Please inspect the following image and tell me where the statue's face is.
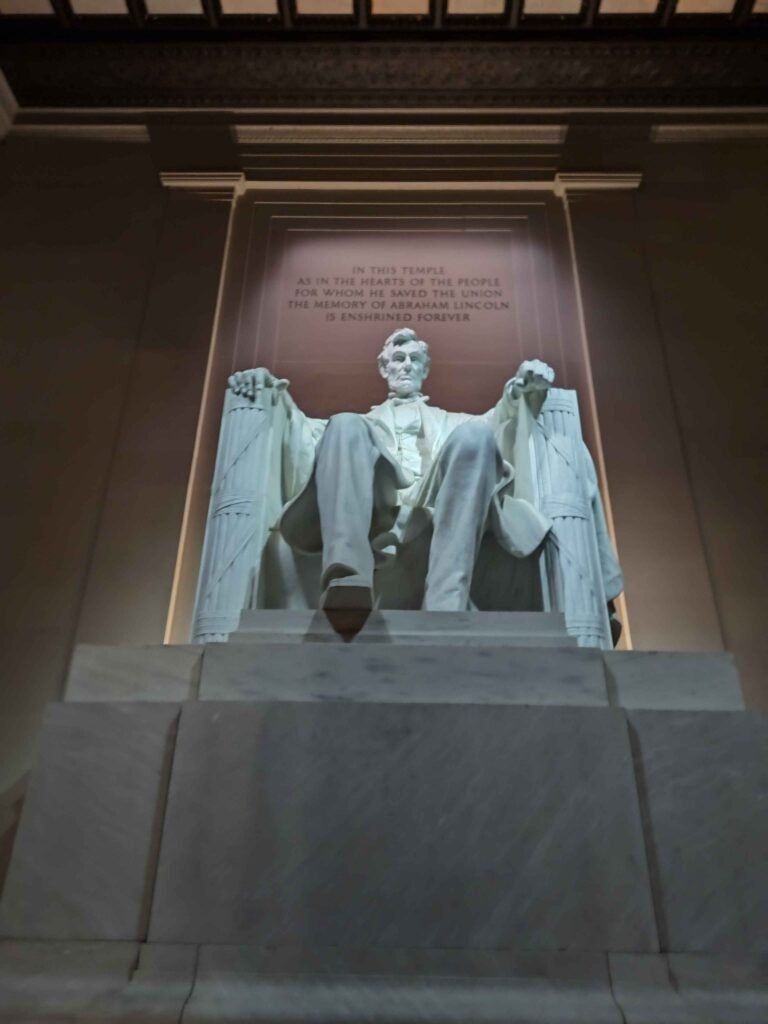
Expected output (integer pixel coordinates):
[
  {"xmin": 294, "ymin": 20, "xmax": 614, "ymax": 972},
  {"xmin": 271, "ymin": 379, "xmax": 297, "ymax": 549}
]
[{"xmin": 382, "ymin": 341, "xmax": 429, "ymax": 399}]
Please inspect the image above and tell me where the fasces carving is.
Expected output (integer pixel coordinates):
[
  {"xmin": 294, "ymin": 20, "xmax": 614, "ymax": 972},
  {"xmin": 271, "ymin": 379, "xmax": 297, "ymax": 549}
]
[{"xmin": 193, "ymin": 329, "xmax": 623, "ymax": 648}]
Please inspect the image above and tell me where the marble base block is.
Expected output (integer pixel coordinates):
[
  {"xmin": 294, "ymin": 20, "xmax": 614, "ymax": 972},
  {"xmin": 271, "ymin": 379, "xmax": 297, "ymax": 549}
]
[
  {"xmin": 668, "ymin": 954, "xmax": 768, "ymax": 1024},
  {"xmin": 184, "ymin": 946, "xmax": 623, "ymax": 1024},
  {"xmin": 608, "ymin": 953, "xmax": 768, "ymax": 1024},
  {"xmin": 0, "ymin": 703, "xmax": 180, "ymax": 941},
  {"xmin": 605, "ymin": 651, "xmax": 744, "ymax": 711},
  {"xmin": 629, "ymin": 710, "xmax": 768, "ymax": 954},
  {"xmin": 0, "ymin": 941, "xmax": 195, "ymax": 1023},
  {"xmin": 608, "ymin": 954, "xmax": 702, "ymax": 1023},
  {"xmin": 65, "ymin": 643, "xmax": 203, "ymax": 702},
  {"xmin": 200, "ymin": 642, "xmax": 608, "ymax": 705},
  {"xmin": 231, "ymin": 609, "xmax": 577, "ymax": 646},
  {"xmin": 1, "ymin": 610, "xmax": 764, "ymax": 1022},
  {"xmin": 3, "ymin": 943, "xmax": 765, "ymax": 1022},
  {"xmin": 149, "ymin": 702, "xmax": 657, "ymax": 950}
]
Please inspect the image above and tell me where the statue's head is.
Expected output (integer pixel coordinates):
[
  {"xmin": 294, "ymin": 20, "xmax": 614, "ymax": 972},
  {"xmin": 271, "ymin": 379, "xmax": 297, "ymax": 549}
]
[{"xmin": 377, "ymin": 327, "xmax": 430, "ymax": 399}]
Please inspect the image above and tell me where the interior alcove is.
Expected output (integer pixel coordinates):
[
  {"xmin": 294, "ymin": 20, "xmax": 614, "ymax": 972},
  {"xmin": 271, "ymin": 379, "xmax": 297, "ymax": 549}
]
[{"xmin": 165, "ymin": 189, "xmax": 602, "ymax": 643}]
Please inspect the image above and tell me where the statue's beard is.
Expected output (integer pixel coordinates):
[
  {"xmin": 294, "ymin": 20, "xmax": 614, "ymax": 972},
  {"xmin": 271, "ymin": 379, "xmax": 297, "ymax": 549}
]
[{"xmin": 391, "ymin": 377, "xmax": 422, "ymax": 397}]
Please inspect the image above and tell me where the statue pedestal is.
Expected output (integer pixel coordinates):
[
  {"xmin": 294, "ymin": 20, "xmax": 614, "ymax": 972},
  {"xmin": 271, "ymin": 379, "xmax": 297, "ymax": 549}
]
[
  {"xmin": 231, "ymin": 608, "xmax": 579, "ymax": 646},
  {"xmin": 0, "ymin": 613, "xmax": 765, "ymax": 1022}
]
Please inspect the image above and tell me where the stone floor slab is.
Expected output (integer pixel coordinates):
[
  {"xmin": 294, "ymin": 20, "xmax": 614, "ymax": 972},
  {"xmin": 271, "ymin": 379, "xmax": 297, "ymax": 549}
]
[
  {"xmin": 669, "ymin": 954, "xmax": 768, "ymax": 1024},
  {"xmin": 200, "ymin": 642, "xmax": 608, "ymax": 706},
  {"xmin": 609, "ymin": 954, "xmax": 703, "ymax": 1023},
  {"xmin": 0, "ymin": 940, "xmax": 195, "ymax": 1023},
  {"xmin": 150, "ymin": 702, "xmax": 656, "ymax": 950},
  {"xmin": 184, "ymin": 946, "xmax": 623, "ymax": 1023},
  {"xmin": 0, "ymin": 703, "xmax": 180, "ymax": 941},
  {"xmin": 0, "ymin": 940, "xmax": 137, "ymax": 1020},
  {"xmin": 628, "ymin": 710, "xmax": 768, "ymax": 954}
]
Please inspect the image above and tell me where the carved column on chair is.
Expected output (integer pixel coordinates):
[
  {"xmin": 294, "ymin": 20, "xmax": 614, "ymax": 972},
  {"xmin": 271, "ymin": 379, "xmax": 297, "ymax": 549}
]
[{"xmin": 192, "ymin": 389, "xmax": 285, "ymax": 643}]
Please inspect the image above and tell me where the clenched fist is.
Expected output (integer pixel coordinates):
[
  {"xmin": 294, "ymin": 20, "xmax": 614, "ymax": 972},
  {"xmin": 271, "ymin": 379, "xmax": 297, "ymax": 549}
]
[
  {"xmin": 228, "ymin": 367, "xmax": 290, "ymax": 404},
  {"xmin": 508, "ymin": 359, "xmax": 555, "ymax": 398}
]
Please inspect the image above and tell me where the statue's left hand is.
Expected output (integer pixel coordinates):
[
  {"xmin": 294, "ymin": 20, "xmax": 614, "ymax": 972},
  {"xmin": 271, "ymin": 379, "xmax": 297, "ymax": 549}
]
[
  {"xmin": 507, "ymin": 359, "xmax": 555, "ymax": 400},
  {"xmin": 228, "ymin": 367, "xmax": 290, "ymax": 404}
]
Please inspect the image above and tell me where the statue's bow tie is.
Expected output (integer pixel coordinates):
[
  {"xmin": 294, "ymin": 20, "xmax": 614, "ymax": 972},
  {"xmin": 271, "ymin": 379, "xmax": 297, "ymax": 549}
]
[{"xmin": 387, "ymin": 394, "xmax": 430, "ymax": 407}]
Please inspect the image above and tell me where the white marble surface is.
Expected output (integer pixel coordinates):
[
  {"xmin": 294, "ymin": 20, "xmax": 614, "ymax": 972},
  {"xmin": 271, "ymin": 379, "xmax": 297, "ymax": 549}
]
[
  {"xmin": 231, "ymin": 608, "xmax": 577, "ymax": 645},
  {"xmin": 65, "ymin": 643, "xmax": 203, "ymax": 702},
  {"xmin": 610, "ymin": 953, "xmax": 768, "ymax": 1023},
  {"xmin": 1, "ymin": 943, "xmax": 764, "ymax": 1022},
  {"xmin": 605, "ymin": 651, "xmax": 744, "ymax": 710},
  {"xmin": 200, "ymin": 641, "xmax": 608, "ymax": 706},
  {"xmin": 197, "ymin": 336, "xmax": 624, "ymax": 648},
  {"xmin": 608, "ymin": 954, "xmax": 702, "ymax": 1023},
  {"xmin": 0, "ymin": 941, "xmax": 195, "ymax": 1022},
  {"xmin": 200, "ymin": 344, "xmax": 562, "ymax": 633},
  {"xmin": 149, "ymin": 702, "xmax": 656, "ymax": 949},
  {"xmin": 185, "ymin": 946, "xmax": 622, "ymax": 1024},
  {"xmin": 0, "ymin": 703, "xmax": 180, "ymax": 940},
  {"xmin": 628, "ymin": 710, "xmax": 768, "ymax": 954},
  {"xmin": 668, "ymin": 954, "xmax": 768, "ymax": 1024}
]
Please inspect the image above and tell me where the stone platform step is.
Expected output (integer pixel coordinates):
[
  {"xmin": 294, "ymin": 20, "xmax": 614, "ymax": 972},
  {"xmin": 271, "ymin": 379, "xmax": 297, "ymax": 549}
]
[
  {"xmin": 64, "ymin": 639, "xmax": 745, "ymax": 712},
  {"xmin": 199, "ymin": 640, "xmax": 607, "ymax": 705},
  {"xmin": 1, "ymin": 942, "xmax": 767, "ymax": 1023},
  {"xmin": 230, "ymin": 609, "xmax": 578, "ymax": 646}
]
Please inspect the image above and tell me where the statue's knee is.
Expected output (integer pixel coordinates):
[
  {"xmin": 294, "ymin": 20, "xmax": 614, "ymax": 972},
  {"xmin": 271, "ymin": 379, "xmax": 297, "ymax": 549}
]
[
  {"xmin": 448, "ymin": 421, "xmax": 496, "ymax": 457},
  {"xmin": 326, "ymin": 412, "xmax": 367, "ymax": 436}
]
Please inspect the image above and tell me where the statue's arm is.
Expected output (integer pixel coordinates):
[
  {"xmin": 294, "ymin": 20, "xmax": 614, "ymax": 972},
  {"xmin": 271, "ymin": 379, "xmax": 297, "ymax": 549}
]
[{"xmin": 483, "ymin": 358, "xmax": 555, "ymax": 430}]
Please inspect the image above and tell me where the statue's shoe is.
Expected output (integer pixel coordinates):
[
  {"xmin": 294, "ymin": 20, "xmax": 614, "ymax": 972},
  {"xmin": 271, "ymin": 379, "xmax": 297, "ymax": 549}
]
[{"xmin": 321, "ymin": 575, "xmax": 374, "ymax": 611}]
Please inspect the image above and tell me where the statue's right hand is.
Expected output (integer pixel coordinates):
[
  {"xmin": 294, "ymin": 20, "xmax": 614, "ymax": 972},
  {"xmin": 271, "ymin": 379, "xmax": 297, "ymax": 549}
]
[{"xmin": 228, "ymin": 367, "xmax": 290, "ymax": 403}]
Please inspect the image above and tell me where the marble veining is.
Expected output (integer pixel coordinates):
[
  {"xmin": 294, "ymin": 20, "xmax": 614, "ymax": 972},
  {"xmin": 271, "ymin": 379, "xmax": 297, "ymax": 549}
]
[
  {"xmin": 200, "ymin": 641, "xmax": 608, "ymax": 706},
  {"xmin": 628, "ymin": 710, "xmax": 768, "ymax": 954},
  {"xmin": 149, "ymin": 702, "xmax": 656, "ymax": 950},
  {"xmin": 0, "ymin": 703, "xmax": 180, "ymax": 941}
]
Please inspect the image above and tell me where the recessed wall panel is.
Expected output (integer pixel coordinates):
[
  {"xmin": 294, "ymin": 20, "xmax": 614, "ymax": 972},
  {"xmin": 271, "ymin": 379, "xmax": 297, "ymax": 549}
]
[{"xmin": 233, "ymin": 203, "xmax": 584, "ymax": 421}]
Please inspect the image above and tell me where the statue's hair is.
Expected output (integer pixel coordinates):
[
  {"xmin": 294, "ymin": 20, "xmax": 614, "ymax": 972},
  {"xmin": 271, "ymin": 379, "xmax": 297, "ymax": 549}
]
[{"xmin": 377, "ymin": 327, "xmax": 431, "ymax": 376}]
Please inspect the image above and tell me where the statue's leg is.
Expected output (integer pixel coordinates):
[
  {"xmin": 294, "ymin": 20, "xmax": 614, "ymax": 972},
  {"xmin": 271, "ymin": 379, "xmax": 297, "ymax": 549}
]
[
  {"xmin": 315, "ymin": 412, "xmax": 380, "ymax": 608},
  {"xmin": 423, "ymin": 421, "xmax": 500, "ymax": 612}
]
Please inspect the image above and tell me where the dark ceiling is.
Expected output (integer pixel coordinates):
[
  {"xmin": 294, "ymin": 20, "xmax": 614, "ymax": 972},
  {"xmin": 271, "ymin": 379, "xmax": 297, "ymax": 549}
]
[{"xmin": 1, "ymin": 0, "xmax": 767, "ymax": 109}]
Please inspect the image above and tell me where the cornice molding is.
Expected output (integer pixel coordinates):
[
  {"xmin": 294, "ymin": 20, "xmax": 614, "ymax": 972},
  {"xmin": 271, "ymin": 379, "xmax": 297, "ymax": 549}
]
[
  {"xmin": 234, "ymin": 123, "xmax": 567, "ymax": 146},
  {"xmin": 240, "ymin": 178, "xmax": 557, "ymax": 191},
  {"xmin": 554, "ymin": 172, "xmax": 643, "ymax": 197},
  {"xmin": 651, "ymin": 122, "xmax": 768, "ymax": 143},
  {"xmin": 159, "ymin": 171, "xmax": 245, "ymax": 197},
  {"xmin": 11, "ymin": 123, "xmax": 149, "ymax": 142},
  {"xmin": 158, "ymin": 174, "xmax": 638, "ymax": 193},
  {"xmin": 0, "ymin": 69, "xmax": 18, "ymax": 140}
]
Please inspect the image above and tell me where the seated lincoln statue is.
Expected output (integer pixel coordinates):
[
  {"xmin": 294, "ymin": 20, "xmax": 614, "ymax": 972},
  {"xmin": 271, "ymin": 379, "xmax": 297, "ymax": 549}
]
[{"xmin": 192, "ymin": 327, "xmax": 623, "ymax": 647}]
